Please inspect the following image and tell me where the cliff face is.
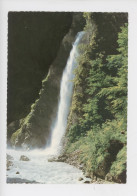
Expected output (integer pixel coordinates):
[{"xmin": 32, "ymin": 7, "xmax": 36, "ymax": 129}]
[
  {"xmin": 8, "ymin": 12, "xmax": 128, "ymax": 184},
  {"xmin": 64, "ymin": 13, "xmax": 128, "ymax": 183},
  {"xmin": 9, "ymin": 12, "xmax": 85, "ymax": 148},
  {"xmin": 8, "ymin": 12, "xmax": 73, "ymax": 124}
]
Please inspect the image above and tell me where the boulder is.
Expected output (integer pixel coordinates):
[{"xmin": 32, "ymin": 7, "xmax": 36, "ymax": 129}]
[
  {"xmin": 7, "ymin": 160, "xmax": 13, "ymax": 170},
  {"xmin": 84, "ymin": 181, "xmax": 90, "ymax": 184},
  {"xmin": 20, "ymin": 155, "xmax": 30, "ymax": 161}
]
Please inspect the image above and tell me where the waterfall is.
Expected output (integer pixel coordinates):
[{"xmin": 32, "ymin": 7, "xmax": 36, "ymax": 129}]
[
  {"xmin": 6, "ymin": 32, "xmax": 85, "ymax": 184},
  {"xmin": 46, "ymin": 32, "xmax": 84, "ymax": 155}
]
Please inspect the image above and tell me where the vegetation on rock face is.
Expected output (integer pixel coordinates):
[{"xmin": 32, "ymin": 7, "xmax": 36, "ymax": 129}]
[
  {"xmin": 11, "ymin": 128, "xmax": 22, "ymax": 146},
  {"xmin": 8, "ymin": 12, "xmax": 128, "ymax": 183},
  {"xmin": 65, "ymin": 13, "xmax": 128, "ymax": 183},
  {"xmin": 9, "ymin": 12, "xmax": 86, "ymax": 148}
]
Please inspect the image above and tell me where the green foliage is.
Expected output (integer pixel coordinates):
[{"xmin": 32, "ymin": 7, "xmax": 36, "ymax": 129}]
[
  {"xmin": 66, "ymin": 14, "xmax": 128, "ymax": 183},
  {"xmin": 67, "ymin": 124, "xmax": 86, "ymax": 143},
  {"xmin": 66, "ymin": 117, "xmax": 126, "ymax": 178}
]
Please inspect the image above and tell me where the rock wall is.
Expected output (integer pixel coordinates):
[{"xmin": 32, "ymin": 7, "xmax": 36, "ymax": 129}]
[
  {"xmin": 9, "ymin": 12, "xmax": 85, "ymax": 148},
  {"xmin": 8, "ymin": 12, "xmax": 73, "ymax": 124}
]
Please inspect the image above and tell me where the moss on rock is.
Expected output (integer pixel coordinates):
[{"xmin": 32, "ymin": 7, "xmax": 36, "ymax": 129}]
[
  {"xmin": 11, "ymin": 128, "xmax": 22, "ymax": 146},
  {"xmin": 10, "ymin": 13, "xmax": 86, "ymax": 148}
]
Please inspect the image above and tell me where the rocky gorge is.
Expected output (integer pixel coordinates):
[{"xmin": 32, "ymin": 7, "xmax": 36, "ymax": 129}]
[
  {"xmin": 7, "ymin": 12, "xmax": 128, "ymax": 184},
  {"xmin": 8, "ymin": 12, "xmax": 85, "ymax": 148}
]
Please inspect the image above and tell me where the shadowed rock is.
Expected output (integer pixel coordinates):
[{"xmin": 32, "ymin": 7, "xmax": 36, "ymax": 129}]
[
  {"xmin": 7, "ymin": 177, "xmax": 39, "ymax": 184},
  {"xmin": 78, "ymin": 177, "xmax": 83, "ymax": 181},
  {"xmin": 7, "ymin": 154, "xmax": 14, "ymax": 170},
  {"xmin": 9, "ymin": 13, "xmax": 85, "ymax": 149}
]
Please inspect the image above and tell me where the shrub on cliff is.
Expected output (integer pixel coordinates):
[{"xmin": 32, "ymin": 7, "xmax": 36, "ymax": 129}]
[{"xmin": 66, "ymin": 13, "xmax": 128, "ymax": 183}]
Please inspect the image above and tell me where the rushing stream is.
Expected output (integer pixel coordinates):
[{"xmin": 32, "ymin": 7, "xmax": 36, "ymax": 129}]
[
  {"xmin": 7, "ymin": 32, "xmax": 86, "ymax": 184},
  {"xmin": 7, "ymin": 149, "xmax": 85, "ymax": 184}
]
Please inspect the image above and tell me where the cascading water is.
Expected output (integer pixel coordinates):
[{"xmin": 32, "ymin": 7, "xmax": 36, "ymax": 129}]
[
  {"xmin": 7, "ymin": 32, "xmax": 87, "ymax": 184},
  {"xmin": 46, "ymin": 32, "xmax": 84, "ymax": 155}
]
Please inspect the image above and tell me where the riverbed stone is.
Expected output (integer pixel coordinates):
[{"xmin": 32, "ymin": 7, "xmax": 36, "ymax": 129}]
[
  {"xmin": 7, "ymin": 160, "xmax": 13, "ymax": 170},
  {"xmin": 85, "ymin": 173, "xmax": 91, "ymax": 178},
  {"xmin": 78, "ymin": 177, "xmax": 83, "ymax": 181},
  {"xmin": 84, "ymin": 180, "xmax": 90, "ymax": 184},
  {"xmin": 7, "ymin": 154, "xmax": 14, "ymax": 170},
  {"xmin": 48, "ymin": 157, "xmax": 58, "ymax": 162},
  {"xmin": 7, "ymin": 154, "xmax": 14, "ymax": 160},
  {"xmin": 20, "ymin": 155, "xmax": 30, "ymax": 161}
]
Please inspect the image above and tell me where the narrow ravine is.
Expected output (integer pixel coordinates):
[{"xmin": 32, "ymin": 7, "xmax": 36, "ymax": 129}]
[
  {"xmin": 7, "ymin": 32, "xmax": 87, "ymax": 184},
  {"xmin": 7, "ymin": 13, "xmax": 128, "ymax": 185}
]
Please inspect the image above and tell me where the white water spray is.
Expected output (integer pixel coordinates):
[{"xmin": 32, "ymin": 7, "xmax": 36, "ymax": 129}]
[
  {"xmin": 46, "ymin": 32, "xmax": 84, "ymax": 155},
  {"xmin": 7, "ymin": 32, "xmax": 86, "ymax": 184}
]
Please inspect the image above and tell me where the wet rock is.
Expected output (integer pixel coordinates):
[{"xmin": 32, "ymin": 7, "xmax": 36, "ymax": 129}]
[
  {"xmin": 16, "ymin": 171, "xmax": 20, "ymax": 174},
  {"xmin": 7, "ymin": 154, "xmax": 14, "ymax": 170},
  {"xmin": 85, "ymin": 175, "xmax": 91, "ymax": 178},
  {"xmin": 85, "ymin": 172, "xmax": 91, "ymax": 178},
  {"xmin": 58, "ymin": 155, "xmax": 68, "ymax": 162},
  {"xmin": 20, "ymin": 155, "xmax": 30, "ymax": 161},
  {"xmin": 7, "ymin": 154, "xmax": 14, "ymax": 160},
  {"xmin": 48, "ymin": 157, "xmax": 58, "ymax": 162},
  {"xmin": 59, "ymin": 150, "xmax": 82, "ymax": 168},
  {"xmin": 48, "ymin": 155, "xmax": 68, "ymax": 162},
  {"xmin": 7, "ymin": 177, "xmax": 40, "ymax": 184},
  {"xmin": 79, "ymin": 164, "xmax": 84, "ymax": 170},
  {"xmin": 7, "ymin": 160, "xmax": 13, "ymax": 170},
  {"xmin": 84, "ymin": 181, "xmax": 90, "ymax": 184},
  {"xmin": 78, "ymin": 177, "xmax": 83, "ymax": 181}
]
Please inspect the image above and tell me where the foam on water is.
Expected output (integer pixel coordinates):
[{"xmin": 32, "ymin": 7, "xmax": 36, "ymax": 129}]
[{"xmin": 7, "ymin": 149, "xmax": 84, "ymax": 184}]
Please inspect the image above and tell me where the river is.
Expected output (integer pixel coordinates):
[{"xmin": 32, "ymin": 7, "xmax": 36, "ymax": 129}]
[
  {"xmin": 7, "ymin": 32, "xmax": 87, "ymax": 184},
  {"xmin": 7, "ymin": 149, "xmax": 86, "ymax": 184}
]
